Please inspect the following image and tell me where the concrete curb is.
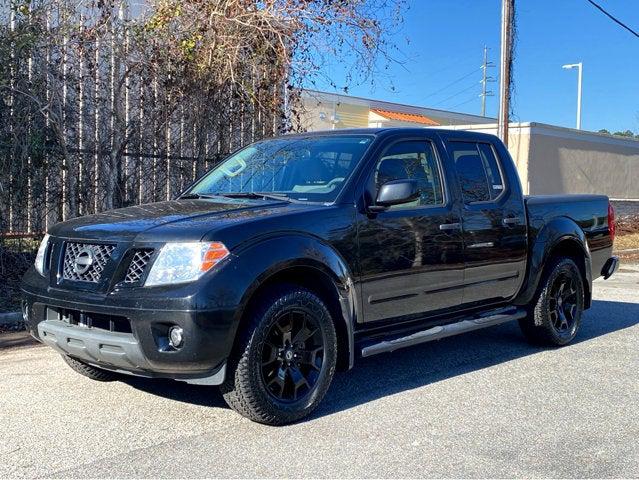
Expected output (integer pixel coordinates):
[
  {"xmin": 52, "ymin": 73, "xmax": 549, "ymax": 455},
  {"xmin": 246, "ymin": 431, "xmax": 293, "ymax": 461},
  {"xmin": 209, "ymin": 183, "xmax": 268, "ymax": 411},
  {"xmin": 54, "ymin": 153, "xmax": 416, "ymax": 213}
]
[{"xmin": 0, "ymin": 311, "xmax": 23, "ymax": 328}]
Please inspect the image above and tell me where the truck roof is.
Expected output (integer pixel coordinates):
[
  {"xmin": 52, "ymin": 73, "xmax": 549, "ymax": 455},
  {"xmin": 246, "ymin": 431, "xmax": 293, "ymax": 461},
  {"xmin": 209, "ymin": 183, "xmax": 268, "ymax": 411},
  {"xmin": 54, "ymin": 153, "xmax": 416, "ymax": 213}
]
[{"xmin": 282, "ymin": 127, "xmax": 500, "ymax": 142}]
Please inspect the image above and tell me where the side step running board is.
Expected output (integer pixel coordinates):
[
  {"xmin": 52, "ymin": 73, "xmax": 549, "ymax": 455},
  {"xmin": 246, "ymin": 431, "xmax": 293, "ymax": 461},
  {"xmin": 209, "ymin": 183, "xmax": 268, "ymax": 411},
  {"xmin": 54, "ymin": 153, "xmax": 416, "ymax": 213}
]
[{"xmin": 360, "ymin": 309, "xmax": 527, "ymax": 358}]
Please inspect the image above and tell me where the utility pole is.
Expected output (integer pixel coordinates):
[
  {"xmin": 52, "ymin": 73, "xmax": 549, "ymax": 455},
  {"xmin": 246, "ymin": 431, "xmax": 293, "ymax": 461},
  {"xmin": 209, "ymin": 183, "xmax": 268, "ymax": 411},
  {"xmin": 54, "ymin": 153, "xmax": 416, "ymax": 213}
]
[
  {"xmin": 480, "ymin": 45, "xmax": 495, "ymax": 117},
  {"xmin": 498, "ymin": 0, "xmax": 514, "ymax": 147}
]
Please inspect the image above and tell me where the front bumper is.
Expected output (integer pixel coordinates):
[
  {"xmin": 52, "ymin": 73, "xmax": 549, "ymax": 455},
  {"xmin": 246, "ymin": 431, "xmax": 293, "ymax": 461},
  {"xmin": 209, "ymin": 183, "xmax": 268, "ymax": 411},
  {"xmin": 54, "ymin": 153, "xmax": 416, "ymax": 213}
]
[
  {"xmin": 38, "ymin": 320, "xmax": 226, "ymax": 384},
  {"xmin": 22, "ymin": 283, "xmax": 236, "ymax": 385}
]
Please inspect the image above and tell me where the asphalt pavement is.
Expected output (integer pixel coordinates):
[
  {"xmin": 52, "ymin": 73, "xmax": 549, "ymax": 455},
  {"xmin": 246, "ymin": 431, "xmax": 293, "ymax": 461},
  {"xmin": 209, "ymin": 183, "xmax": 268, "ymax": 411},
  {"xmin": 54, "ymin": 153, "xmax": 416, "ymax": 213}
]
[{"xmin": 1, "ymin": 265, "xmax": 638, "ymax": 478}]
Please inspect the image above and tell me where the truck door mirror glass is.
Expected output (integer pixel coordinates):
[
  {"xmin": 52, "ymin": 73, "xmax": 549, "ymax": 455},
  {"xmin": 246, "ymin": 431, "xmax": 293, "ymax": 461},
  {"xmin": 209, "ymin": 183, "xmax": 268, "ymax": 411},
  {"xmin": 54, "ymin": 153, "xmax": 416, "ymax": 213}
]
[{"xmin": 373, "ymin": 179, "xmax": 420, "ymax": 210}]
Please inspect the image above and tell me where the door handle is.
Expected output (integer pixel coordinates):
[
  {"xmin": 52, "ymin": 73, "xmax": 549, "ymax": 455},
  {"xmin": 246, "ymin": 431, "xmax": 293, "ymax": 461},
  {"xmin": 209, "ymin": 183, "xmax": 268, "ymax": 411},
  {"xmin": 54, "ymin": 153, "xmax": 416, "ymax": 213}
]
[
  {"xmin": 502, "ymin": 217, "xmax": 521, "ymax": 226},
  {"xmin": 439, "ymin": 222, "xmax": 461, "ymax": 231}
]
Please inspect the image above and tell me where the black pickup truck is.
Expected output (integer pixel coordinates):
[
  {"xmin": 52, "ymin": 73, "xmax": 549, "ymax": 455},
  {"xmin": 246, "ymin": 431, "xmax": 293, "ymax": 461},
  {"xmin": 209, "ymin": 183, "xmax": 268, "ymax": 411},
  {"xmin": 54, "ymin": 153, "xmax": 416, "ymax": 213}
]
[{"xmin": 22, "ymin": 128, "xmax": 618, "ymax": 425}]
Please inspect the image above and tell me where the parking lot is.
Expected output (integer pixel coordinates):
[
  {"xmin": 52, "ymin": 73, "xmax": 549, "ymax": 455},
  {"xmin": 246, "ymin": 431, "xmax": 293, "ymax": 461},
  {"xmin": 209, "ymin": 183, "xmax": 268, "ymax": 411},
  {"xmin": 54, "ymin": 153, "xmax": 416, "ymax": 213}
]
[{"xmin": 1, "ymin": 265, "xmax": 638, "ymax": 478}]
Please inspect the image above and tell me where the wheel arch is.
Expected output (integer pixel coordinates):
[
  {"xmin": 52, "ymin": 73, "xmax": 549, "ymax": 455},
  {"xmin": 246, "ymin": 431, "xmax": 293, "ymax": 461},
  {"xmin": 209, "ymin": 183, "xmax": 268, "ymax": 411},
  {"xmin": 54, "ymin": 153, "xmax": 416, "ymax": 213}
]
[
  {"xmin": 515, "ymin": 217, "xmax": 592, "ymax": 308},
  {"xmin": 229, "ymin": 235, "xmax": 358, "ymax": 371}
]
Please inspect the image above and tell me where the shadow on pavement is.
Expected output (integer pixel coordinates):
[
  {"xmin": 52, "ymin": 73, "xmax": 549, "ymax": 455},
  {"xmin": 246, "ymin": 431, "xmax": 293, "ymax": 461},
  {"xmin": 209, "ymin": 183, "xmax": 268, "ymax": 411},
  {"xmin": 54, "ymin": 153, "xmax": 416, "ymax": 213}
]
[
  {"xmin": 0, "ymin": 329, "xmax": 36, "ymax": 350},
  {"xmin": 119, "ymin": 299, "xmax": 639, "ymax": 416},
  {"xmin": 123, "ymin": 376, "xmax": 227, "ymax": 408}
]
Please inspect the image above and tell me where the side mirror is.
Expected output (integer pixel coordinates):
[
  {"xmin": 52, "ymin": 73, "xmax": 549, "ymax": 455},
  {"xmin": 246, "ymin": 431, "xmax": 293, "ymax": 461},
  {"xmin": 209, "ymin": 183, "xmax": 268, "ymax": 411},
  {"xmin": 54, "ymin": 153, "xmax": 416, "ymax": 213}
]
[{"xmin": 370, "ymin": 179, "xmax": 420, "ymax": 212}]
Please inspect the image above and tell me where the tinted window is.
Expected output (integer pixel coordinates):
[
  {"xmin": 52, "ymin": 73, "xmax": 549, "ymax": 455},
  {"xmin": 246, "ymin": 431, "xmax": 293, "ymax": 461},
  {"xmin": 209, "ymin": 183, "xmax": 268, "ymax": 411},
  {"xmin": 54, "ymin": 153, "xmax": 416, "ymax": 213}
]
[
  {"xmin": 450, "ymin": 141, "xmax": 504, "ymax": 203},
  {"xmin": 374, "ymin": 141, "xmax": 443, "ymax": 209},
  {"xmin": 189, "ymin": 135, "xmax": 373, "ymax": 202},
  {"xmin": 477, "ymin": 143, "xmax": 504, "ymax": 199}
]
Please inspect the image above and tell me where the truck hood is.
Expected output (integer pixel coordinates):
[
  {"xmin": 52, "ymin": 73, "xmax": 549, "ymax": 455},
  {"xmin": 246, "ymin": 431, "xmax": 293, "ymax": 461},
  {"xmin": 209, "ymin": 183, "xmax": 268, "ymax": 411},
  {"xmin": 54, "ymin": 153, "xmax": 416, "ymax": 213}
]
[{"xmin": 48, "ymin": 198, "xmax": 298, "ymax": 242}]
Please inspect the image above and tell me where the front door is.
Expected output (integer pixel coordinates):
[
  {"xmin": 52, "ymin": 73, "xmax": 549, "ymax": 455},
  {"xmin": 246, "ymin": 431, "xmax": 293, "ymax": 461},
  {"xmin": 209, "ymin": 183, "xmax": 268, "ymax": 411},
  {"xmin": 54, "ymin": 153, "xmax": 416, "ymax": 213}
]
[{"xmin": 358, "ymin": 138, "xmax": 464, "ymax": 323}]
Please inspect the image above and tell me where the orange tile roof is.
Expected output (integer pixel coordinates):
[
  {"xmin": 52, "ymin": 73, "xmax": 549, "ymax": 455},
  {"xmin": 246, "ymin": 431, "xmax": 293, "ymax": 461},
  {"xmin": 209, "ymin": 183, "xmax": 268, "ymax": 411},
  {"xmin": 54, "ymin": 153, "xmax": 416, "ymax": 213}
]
[{"xmin": 371, "ymin": 108, "xmax": 440, "ymax": 126}]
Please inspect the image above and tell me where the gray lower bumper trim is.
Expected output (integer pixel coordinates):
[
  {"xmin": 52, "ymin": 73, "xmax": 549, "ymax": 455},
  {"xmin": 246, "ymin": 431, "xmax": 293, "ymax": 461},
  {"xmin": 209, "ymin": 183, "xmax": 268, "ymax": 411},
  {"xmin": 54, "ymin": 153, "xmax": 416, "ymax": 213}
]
[
  {"xmin": 39, "ymin": 320, "xmax": 152, "ymax": 371},
  {"xmin": 90, "ymin": 362, "xmax": 227, "ymax": 386},
  {"xmin": 38, "ymin": 319, "xmax": 227, "ymax": 385}
]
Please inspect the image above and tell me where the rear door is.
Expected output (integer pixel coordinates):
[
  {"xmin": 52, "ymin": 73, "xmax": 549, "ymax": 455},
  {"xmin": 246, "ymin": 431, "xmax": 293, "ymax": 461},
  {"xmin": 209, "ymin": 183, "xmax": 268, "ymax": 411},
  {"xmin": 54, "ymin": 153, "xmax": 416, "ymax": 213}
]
[
  {"xmin": 447, "ymin": 140, "xmax": 527, "ymax": 305},
  {"xmin": 358, "ymin": 136, "xmax": 464, "ymax": 323}
]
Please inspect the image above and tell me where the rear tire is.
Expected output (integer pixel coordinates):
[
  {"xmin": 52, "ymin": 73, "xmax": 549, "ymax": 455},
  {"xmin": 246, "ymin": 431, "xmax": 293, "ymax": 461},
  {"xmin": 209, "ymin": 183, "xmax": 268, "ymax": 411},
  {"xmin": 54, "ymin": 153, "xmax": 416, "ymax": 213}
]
[
  {"xmin": 62, "ymin": 354, "xmax": 119, "ymax": 382},
  {"xmin": 221, "ymin": 285, "xmax": 337, "ymax": 426},
  {"xmin": 519, "ymin": 257, "xmax": 584, "ymax": 346}
]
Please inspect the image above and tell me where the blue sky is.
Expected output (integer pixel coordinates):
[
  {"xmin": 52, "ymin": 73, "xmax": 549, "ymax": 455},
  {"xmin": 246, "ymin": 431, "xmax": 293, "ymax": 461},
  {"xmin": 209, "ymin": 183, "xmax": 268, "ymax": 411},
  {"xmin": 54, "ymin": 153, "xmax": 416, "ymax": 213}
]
[{"xmin": 310, "ymin": 0, "xmax": 639, "ymax": 133}]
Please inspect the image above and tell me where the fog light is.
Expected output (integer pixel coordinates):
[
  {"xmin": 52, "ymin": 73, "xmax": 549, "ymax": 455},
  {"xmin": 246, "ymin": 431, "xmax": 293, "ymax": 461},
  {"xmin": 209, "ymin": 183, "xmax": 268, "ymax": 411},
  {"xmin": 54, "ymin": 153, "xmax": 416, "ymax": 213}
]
[{"xmin": 168, "ymin": 326, "xmax": 184, "ymax": 348}]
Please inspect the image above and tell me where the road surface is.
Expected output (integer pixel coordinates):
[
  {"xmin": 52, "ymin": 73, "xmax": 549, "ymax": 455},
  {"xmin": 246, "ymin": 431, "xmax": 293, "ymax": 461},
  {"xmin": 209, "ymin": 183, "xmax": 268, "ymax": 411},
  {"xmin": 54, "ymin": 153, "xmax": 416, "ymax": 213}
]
[{"xmin": 1, "ymin": 265, "xmax": 638, "ymax": 478}]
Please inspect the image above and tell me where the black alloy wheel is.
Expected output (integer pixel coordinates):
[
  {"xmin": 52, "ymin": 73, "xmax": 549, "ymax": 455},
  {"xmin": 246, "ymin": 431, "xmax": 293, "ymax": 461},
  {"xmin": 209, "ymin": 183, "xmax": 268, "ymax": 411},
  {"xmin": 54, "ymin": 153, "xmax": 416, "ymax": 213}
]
[
  {"xmin": 548, "ymin": 272, "xmax": 579, "ymax": 335},
  {"xmin": 261, "ymin": 309, "xmax": 325, "ymax": 402}
]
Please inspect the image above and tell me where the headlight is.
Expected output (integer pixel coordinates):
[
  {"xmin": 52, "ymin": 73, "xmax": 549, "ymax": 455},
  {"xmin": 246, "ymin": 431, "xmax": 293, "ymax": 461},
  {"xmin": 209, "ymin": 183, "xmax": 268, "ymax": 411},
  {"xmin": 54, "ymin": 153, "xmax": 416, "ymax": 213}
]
[
  {"xmin": 145, "ymin": 242, "xmax": 230, "ymax": 287},
  {"xmin": 34, "ymin": 234, "xmax": 50, "ymax": 276}
]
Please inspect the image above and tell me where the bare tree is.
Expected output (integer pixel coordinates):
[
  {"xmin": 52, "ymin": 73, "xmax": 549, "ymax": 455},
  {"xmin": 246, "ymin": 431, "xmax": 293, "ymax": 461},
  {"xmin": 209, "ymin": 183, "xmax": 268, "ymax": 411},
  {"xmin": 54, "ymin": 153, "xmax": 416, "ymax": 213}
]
[{"xmin": 0, "ymin": 0, "xmax": 403, "ymax": 235}]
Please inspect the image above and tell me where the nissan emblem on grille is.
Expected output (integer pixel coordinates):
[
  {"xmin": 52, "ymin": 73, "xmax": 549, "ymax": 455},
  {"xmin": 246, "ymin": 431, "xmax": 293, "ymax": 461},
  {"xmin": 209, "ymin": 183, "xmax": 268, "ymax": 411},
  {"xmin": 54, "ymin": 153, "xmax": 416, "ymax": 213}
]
[
  {"xmin": 73, "ymin": 248, "xmax": 95, "ymax": 274},
  {"xmin": 62, "ymin": 242, "xmax": 115, "ymax": 283}
]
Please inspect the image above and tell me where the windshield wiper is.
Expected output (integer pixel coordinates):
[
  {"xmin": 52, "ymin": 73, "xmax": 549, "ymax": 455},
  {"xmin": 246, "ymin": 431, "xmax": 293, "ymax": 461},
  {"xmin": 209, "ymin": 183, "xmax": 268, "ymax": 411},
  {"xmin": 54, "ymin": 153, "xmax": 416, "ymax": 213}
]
[
  {"xmin": 218, "ymin": 192, "xmax": 292, "ymax": 202},
  {"xmin": 181, "ymin": 191, "xmax": 294, "ymax": 202},
  {"xmin": 179, "ymin": 193, "xmax": 220, "ymax": 200}
]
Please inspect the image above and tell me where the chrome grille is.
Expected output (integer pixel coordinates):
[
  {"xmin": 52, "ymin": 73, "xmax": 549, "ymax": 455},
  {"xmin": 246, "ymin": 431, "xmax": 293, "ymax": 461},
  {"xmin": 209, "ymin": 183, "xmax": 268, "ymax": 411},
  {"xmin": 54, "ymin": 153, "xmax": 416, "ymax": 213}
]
[
  {"xmin": 124, "ymin": 249, "xmax": 154, "ymax": 284},
  {"xmin": 62, "ymin": 242, "xmax": 115, "ymax": 283}
]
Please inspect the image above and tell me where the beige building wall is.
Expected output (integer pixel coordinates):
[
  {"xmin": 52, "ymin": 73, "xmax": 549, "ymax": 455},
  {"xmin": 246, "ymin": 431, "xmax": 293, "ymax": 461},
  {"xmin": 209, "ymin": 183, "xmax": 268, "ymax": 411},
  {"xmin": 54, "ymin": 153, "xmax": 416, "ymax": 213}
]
[
  {"xmin": 297, "ymin": 89, "xmax": 495, "ymax": 131},
  {"xmin": 526, "ymin": 125, "xmax": 639, "ymax": 199},
  {"xmin": 298, "ymin": 100, "xmax": 370, "ymax": 131}
]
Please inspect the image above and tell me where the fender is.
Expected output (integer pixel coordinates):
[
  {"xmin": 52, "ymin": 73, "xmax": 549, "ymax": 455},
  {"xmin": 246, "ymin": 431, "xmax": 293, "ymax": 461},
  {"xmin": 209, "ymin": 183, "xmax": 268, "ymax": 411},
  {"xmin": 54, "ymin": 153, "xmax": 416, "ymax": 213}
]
[
  {"xmin": 514, "ymin": 216, "xmax": 592, "ymax": 307},
  {"xmin": 219, "ymin": 233, "xmax": 359, "ymax": 369}
]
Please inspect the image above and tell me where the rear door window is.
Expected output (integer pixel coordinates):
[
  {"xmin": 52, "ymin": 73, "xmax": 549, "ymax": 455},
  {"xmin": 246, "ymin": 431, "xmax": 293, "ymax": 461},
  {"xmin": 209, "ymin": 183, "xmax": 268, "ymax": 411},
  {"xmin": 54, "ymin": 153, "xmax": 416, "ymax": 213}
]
[{"xmin": 449, "ymin": 141, "xmax": 505, "ymax": 203}]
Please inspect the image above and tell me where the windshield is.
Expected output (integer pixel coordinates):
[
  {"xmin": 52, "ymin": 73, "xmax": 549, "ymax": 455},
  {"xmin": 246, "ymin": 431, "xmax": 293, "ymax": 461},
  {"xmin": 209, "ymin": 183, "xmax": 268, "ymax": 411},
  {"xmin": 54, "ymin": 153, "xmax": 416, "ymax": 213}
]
[{"xmin": 186, "ymin": 135, "xmax": 374, "ymax": 203}]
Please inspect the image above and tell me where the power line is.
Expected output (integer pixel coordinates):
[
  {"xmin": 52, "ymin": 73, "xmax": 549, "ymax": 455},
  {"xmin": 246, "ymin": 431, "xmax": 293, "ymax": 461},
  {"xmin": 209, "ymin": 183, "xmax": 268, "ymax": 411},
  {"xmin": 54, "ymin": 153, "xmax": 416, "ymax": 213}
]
[
  {"xmin": 411, "ymin": 57, "xmax": 477, "ymax": 82},
  {"xmin": 585, "ymin": 0, "xmax": 639, "ymax": 38},
  {"xmin": 422, "ymin": 68, "xmax": 481, "ymax": 100},
  {"xmin": 432, "ymin": 82, "xmax": 479, "ymax": 107},
  {"xmin": 450, "ymin": 96, "xmax": 478, "ymax": 110}
]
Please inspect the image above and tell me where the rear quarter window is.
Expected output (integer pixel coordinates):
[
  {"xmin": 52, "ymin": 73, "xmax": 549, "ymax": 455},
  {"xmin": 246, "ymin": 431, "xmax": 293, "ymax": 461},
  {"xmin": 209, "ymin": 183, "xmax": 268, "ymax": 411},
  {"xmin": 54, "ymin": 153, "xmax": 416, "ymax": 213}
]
[{"xmin": 477, "ymin": 143, "xmax": 504, "ymax": 199}]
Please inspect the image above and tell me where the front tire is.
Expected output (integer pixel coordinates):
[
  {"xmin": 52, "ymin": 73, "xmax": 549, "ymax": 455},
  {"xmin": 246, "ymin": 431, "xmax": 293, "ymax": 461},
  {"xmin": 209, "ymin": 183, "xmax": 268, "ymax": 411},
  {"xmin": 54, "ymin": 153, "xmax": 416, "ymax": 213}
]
[
  {"xmin": 519, "ymin": 257, "xmax": 584, "ymax": 346},
  {"xmin": 221, "ymin": 285, "xmax": 337, "ymax": 425},
  {"xmin": 62, "ymin": 354, "xmax": 119, "ymax": 382}
]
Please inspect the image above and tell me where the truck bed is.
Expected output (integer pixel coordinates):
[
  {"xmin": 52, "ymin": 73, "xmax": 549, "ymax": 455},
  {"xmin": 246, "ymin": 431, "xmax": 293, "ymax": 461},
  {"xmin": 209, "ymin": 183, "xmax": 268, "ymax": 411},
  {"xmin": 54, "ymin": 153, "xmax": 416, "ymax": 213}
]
[{"xmin": 525, "ymin": 194, "xmax": 613, "ymax": 280}]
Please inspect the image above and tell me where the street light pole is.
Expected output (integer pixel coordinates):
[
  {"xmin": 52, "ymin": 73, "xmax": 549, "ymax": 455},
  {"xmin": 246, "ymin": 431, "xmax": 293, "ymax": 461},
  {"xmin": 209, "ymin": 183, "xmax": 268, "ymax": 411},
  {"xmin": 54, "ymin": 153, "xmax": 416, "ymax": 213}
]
[
  {"xmin": 576, "ymin": 62, "xmax": 583, "ymax": 130},
  {"xmin": 562, "ymin": 62, "xmax": 583, "ymax": 129}
]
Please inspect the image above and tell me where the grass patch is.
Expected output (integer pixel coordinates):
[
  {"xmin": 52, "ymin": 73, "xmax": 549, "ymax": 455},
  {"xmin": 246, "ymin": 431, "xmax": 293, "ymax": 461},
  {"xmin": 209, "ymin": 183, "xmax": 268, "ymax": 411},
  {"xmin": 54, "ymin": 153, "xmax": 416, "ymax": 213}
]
[{"xmin": 615, "ymin": 233, "xmax": 639, "ymax": 252}]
